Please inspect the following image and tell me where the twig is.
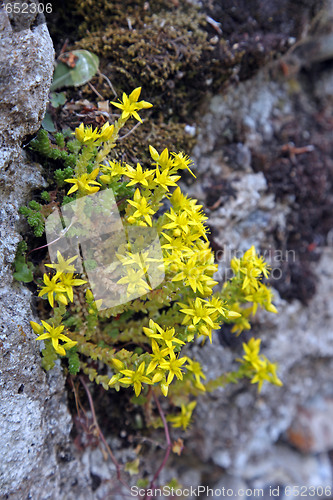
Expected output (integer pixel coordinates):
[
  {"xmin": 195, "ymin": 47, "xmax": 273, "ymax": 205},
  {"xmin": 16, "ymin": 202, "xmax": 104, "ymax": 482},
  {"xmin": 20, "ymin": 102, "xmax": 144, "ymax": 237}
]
[
  {"xmin": 88, "ymin": 81, "xmax": 104, "ymax": 101},
  {"xmin": 281, "ymin": 142, "xmax": 315, "ymax": 164},
  {"xmin": 144, "ymin": 390, "xmax": 172, "ymax": 500},
  {"xmin": 98, "ymin": 70, "xmax": 118, "ymax": 99},
  {"xmin": 27, "ymin": 217, "xmax": 77, "ymax": 257},
  {"xmin": 118, "ymin": 121, "xmax": 142, "ymax": 141},
  {"xmin": 79, "ymin": 376, "xmax": 130, "ymax": 492},
  {"xmin": 206, "ymin": 15, "xmax": 223, "ymax": 34}
]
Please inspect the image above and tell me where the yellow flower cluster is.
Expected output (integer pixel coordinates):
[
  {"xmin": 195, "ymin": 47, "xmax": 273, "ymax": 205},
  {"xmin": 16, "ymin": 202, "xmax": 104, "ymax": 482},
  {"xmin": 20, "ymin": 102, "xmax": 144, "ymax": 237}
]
[
  {"xmin": 224, "ymin": 245, "xmax": 277, "ymax": 334},
  {"xmin": 143, "ymin": 320, "xmax": 187, "ymax": 397},
  {"xmin": 74, "ymin": 122, "xmax": 115, "ymax": 144},
  {"xmin": 160, "ymin": 187, "xmax": 219, "ymax": 299},
  {"xmin": 239, "ymin": 338, "xmax": 283, "ymax": 392},
  {"xmin": 178, "ymin": 297, "xmax": 239, "ymax": 343},
  {"xmin": 29, "ymin": 88, "xmax": 282, "ymax": 431},
  {"xmin": 31, "ymin": 251, "xmax": 88, "ymax": 357},
  {"xmin": 108, "ymin": 319, "xmax": 190, "ymax": 398}
]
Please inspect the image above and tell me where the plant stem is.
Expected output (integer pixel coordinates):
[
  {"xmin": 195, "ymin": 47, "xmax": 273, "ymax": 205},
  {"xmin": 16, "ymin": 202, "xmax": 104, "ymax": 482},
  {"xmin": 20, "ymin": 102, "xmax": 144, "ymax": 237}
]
[
  {"xmin": 78, "ymin": 376, "xmax": 130, "ymax": 492},
  {"xmin": 144, "ymin": 389, "xmax": 172, "ymax": 500}
]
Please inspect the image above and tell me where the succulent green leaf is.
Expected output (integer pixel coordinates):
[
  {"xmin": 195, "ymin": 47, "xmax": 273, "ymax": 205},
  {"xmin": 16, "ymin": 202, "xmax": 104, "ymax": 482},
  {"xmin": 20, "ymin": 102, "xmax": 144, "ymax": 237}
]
[{"xmin": 51, "ymin": 50, "xmax": 99, "ymax": 91}]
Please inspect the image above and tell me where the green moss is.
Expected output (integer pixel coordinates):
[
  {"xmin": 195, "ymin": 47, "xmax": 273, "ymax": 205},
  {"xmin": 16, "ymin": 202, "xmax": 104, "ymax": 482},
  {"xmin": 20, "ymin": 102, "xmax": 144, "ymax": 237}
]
[
  {"xmin": 47, "ymin": 0, "xmax": 255, "ymax": 162},
  {"xmin": 109, "ymin": 120, "xmax": 196, "ymax": 165},
  {"xmin": 75, "ymin": 5, "xmax": 212, "ymax": 115}
]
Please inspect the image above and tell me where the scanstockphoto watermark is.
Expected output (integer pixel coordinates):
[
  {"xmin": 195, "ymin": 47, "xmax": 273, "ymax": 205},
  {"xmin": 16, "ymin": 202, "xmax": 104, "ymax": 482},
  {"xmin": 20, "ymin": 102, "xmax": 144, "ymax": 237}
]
[
  {"xmin": 130, "ymin": 485, "xmax": 333, "ymax": 498},
  {"xmin": 214, "ymin": 245, "xmax": 296, "ymax": 282},
  {"xmin": 131, "ymin": 485, "xmax": 267, "ymax": 497}
]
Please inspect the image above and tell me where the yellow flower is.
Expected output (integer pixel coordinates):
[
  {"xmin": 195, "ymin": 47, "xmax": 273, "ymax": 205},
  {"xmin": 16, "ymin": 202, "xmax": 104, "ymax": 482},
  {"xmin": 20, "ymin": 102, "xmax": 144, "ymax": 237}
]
[
  {"xmin": 31, "ymin": 320, "xmax": 77, "ymax": 356},
  {"xmin": 45, "ymin": 251, "xmax": 78, "ymax": 275},
  {"xmin": 64, "ymin": 168, "xmax": 101, "ymax": 196},
  {"xmin": 111, "ymin": 87, "xmax": 152, "ymax": 123},
  {"xmin": 159, "ymin": 351, "xmax": 187, "ymax": 385},
  {"xmin": 171, "ymin": 152, "xmax": 196, "ymax": 178},
  {"xmin": 119, "ymin": 361, "xmax": 152, "ymax": 397},
  {"xmin": 154, "ymin": 167, "xmax": 180, "ymax": 191},
  {"xmin": 99, "ymin": 122, "xmax": 115, "ymax": 142},
  {"xmin": 146, "ymin": 339, "xmax": 170, "ymax": 375},
  {"xmin": 231, "ymin": 245, "xmax": 271, "ymax": 293},
  {"xmin": 38, "ymin": 274, "xmax": 67, "ymax": 308},
  {"xmin": 127, "ymin": 188, "xmax": 155, "ymax": 226},
  {"xmin": 75, "ymin": 124, "xmax": 99, "ymax": 143},
  {"xmin": 186, "ymin": 358, "xmax": 206, "ymax": 391},
  {"xmin": 74, "ymin": 122, "xmax": 114, "ymax": 144},
  {"xmin": 117, "ymin": 267, "xmax": 151, "ymax": 296},
  {"xmin": 167, "ymin": 401, "xmax": 197, "ymax": 430},
  {"xmin": 125, "ymin": 162, "xmax": 153, "ymax": 187},
  {"xmin": 172, "ymin": 255, "xmax": 218, "ymax": 294},
  {"xmin": 162, "ymin": 209, "xmax": 196, "ymax": 235},
  {"xmin": 245, "ymin": 284, "xmax": 277, "ymax": 314},
  {"xmin": 116, "ymin": 250, "xmax": 159, "ymax": 273},
  {"xmin": 99, "ymin": 161, "xmax": 127, "ymax": 183},
  {"xmin": 242, "ymin": 338, "xmax": 262, "ymax": 370},
  {"xmin": 149, "ymin": 146, "xmax": 174, "ymax": 171},
  {"xmin": 58, "ymin": 273, "xmax": 87, "ymax": 302},
  {"xmin": 179, "ymin": 297, "xmax": 216, "ymax": 328},
  {"xmin": 250, "ymin": 357, "xmax": 282, "ymax": 392},
  {"xmin": 143, "ymin": 320, "xmax": 185, "ymax": 350}
]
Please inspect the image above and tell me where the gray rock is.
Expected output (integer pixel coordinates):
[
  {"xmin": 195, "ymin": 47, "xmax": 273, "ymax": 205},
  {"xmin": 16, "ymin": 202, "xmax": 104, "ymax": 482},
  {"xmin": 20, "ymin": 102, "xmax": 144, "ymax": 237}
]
[{"xmin": 0, "ymin": 7, "xmax": 93, "ymax": 499}]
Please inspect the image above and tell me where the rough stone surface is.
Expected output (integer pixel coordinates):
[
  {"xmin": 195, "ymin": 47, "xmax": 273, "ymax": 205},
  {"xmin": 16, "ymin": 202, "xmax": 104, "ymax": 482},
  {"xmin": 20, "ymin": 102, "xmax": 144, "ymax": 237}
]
[{"xmin": 0, "ymin": 6, "xmax": 93, "ymax": 499}]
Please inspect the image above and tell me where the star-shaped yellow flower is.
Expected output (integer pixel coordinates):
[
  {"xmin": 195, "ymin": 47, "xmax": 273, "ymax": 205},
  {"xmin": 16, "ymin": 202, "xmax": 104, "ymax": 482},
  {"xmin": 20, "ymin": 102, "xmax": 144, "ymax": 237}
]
[
  {"xmin": 38, "ymin": 274, "xmax": 67, "ymax": 308},
  {"xmin": 111, "ymin": 87, "xmax": 152, "ymax": 123},
  {"xmin": 127, "ymin": 188, "xmax": 155, "ymax": 226},
  {"xmin": 64, "ymin": 168, "xmax": 101, "ymax": 195},
  {"xmin": 45, "ymin": 251, "xmax": 78, "ymax": 275},
  {"xmin": 167, "ymin": 401, "xmax": 197, "ymax": 430},
  {"xmin": 125, "ymin": 162, "xmax": 153, "ymax": 187},
  {"xmin": 58, "ymin": 273, "xmax": 87, "ymax": 302},
  {"xmin": 159, "ymin": 351, "xmax": 187, "ymax": 385},
  {"xmin": 119, "ymin": 361, "xmax": 152, "ymax": 397},
  {"xmin": 30, "ymin": 320, "xmax": 77, "ymax": 356}
]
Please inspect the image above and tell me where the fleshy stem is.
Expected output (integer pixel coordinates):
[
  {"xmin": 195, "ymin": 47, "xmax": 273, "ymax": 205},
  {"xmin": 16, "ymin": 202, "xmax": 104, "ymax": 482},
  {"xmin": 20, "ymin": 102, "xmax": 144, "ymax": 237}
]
[
  {"xmin": 144, "ymin": 389, "xmax": 172, "ymax": 500},
  {"xmin": 75, "ymin": 142, "xmax": 96, "ymax": 177},
  {"xmin": 96, "ymin": 116, "xmax": 128, "ymax": 164},
  {"xmin": 78, "ymin": 376, "xmax": 130, "ymax": 493}
]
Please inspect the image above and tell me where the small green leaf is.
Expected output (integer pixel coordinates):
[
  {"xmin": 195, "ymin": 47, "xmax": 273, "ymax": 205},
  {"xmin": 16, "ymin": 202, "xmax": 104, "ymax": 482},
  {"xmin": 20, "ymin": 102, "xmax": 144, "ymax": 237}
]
[
  {"xmin": 13, "ymin": 243, "xmax": 34, "ymax": 283},
  {"xmin": 42, "ymin": 112, "xmax": 56, "ymax": 132},
  {"xmin": 50, "ymin": 92, "xmax": 66, "ymax": 108},
  {"xmin": 137, "ymin": 478, "xmax": 149, "ymax": 488},
  {"xmin": 51, "ymin": 50, "xmax": 99, "ymax": 91},
  {"xmin": 13, "ymin": 262, "xmax": 34, "ymax": 283}
]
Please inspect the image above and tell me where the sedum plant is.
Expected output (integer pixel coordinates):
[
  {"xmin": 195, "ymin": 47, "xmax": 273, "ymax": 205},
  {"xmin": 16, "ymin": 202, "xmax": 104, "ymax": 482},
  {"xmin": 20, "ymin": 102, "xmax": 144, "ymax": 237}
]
[{"xmin": 23, "ymin": 88, "xmax": 281, "ymax": 438}]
